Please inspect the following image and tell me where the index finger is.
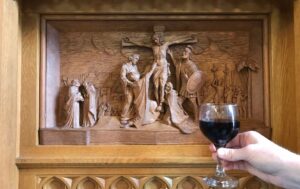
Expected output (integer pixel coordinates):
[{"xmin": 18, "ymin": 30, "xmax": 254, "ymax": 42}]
[{"xmin": 225, "ymin": 133, "xmax": 243, "ymax": 148}]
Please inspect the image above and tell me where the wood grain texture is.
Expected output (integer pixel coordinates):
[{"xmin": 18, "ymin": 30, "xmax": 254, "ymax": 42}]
[
  {"xmin": 270, "ymin": 0, "xmax": 297, "ymax": 152},
  {"xmin": 20, "ymin": 13, "xmax": 40, "ymax": 147},
  {"xmin": 0, "ymin": 0, "xmax": 20, "ymax": 189},
  {"xmin": 22, "ymin": 0, "xmax": 272, "ymax": 14},
  {"xmin": 294, "ymin": 0, "xmax": 300, "ymax": 153}
]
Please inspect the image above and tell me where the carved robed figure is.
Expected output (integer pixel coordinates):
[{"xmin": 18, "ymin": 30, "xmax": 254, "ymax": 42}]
[
  {"xmin": 64, "ymin": 79, "xmax": 84, "ymax": 128},
  {"xmin": 81, "ymin": 81, "xmax": 98, "ymax": 127},
  {"xmin": 127, "ymin": 63, "xmax": 160, "ymax": 128},
  {"xmin": 120, "ymin": 54, "xmax": 160, "ymax": 128},
  {"xmin": 120, "ymin": 54, "xmax": 141, "ymax": 127}
]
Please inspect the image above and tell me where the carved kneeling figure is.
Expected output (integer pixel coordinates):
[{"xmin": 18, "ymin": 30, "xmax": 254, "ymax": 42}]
[{"xmin": 163, "ymin": 82, "xmax": 197, "ymax": 134}]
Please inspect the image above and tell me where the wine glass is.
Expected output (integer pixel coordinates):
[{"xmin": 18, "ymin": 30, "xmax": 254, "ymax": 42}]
[{"xmin": 199, "ymin": 103, "xmax": 240, "ymax": 188}]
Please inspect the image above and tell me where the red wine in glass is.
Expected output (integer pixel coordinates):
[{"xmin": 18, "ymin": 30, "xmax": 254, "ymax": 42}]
[
  {"xmin": 199, "ymin": 119, "xmax": 240, "ymax": 148},
  {"xmin": 199, "ymin": 103, "xmax": 239, "ymax": 188}
]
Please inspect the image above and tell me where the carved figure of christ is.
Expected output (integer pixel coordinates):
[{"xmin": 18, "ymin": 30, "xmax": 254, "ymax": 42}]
[{"xmin": 122, "ymin": 30, "xmax": 197, "ymax": 111}]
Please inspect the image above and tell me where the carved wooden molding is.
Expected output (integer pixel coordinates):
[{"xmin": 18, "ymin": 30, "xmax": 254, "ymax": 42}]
[{"xmin": 37, "ymin": 175, "xmax": 269, "ymax": 189}]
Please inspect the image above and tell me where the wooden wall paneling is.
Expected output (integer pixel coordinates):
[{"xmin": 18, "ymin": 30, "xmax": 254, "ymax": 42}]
[
  {"xmin": 294, "ymin": 0, "xmax": 300, "ymax": 153},
  {"xmin": 17, "ymin": 1, "xmax": 300, "ymax": 189},
  {"xmin": 21, "ymin": 12, "xmax": 41, "ymax": 148},
  {"xmin": 0, "ymin": 0, "xmax": 20, "ymax": 189},
  {"xmin": 270, "ymin": 0, "xmax": 297, "ymax": 152}
]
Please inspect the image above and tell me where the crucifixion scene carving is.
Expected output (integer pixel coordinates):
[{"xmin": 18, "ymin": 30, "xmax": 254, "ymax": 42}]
[{"xmin": 41, "ymin": 19, "xmax": 267, "ymax": 145}]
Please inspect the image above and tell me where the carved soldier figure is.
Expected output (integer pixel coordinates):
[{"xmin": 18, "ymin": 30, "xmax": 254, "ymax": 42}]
[
  {"xmin": 122, "ymin": 25, "xmax": 197, "ymax": 112},
  {"xmin": 120, "ymin": 54, "xmax": 140, "ymax": 127},
  {"xmin": 64, "ymin": 79, "xmax": 84, "ymax": 128},
  {"xmin": 168, "ymin": 46, "xmax": 200, "ymax": 122}
]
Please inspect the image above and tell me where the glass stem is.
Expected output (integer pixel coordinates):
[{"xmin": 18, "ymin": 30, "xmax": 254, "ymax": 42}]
[{"xmin": 216, "ymin": 148, "xmax": 226, "ymax": 177}]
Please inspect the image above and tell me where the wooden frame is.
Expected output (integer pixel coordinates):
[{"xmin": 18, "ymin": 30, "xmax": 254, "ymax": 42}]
[{"xmin": 20, "ymin": 4, "xmax": 275, "ymax": 163}]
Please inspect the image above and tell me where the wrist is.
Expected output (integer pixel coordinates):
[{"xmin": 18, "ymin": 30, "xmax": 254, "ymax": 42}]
[{"xmin": 279, "ymin": 151, "xmax": 300, "ymax": 189}]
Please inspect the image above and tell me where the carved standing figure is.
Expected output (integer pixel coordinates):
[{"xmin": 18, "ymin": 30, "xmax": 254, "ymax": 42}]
[
  {"xmin": 120, "ymin": 54, "xmax": 140, "ymax": 127},
  {"xmin": 224, "ymin": 86, "xmax": 234, "ymax": 103},
  {"xmin": 235, "ymin": 87, "xmax": 247, "ymax": 118},
  {"xmin": 168, "ymin": 46, "xmax": 201, "ymax": 122},
  {"xmin": 126, "ymin": 63, "xmax": 160, "ymax": 128},
  {"xmin": 122, "ymin": 25, "xmax": 197, "ymax": 112},
  {"xmin": 81, "ymin": 81, "xmax": 98, "ymax": 127},
  {"xmin": 211, "ymin": 64, "xmax": 226, "ymax": 104},
  {"xmin": 64, "ymin": 79, "xmax": 84, "ymax": 128}
]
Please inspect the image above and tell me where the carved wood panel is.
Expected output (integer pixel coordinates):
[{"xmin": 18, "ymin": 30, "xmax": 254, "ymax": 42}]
[
  {"xmin": 37, "ymin": 175, "xmax": 269, "ymax": 189},
  {"xmin": 39, "ymin": 15, "xmax": 270, "ymax": 145}
]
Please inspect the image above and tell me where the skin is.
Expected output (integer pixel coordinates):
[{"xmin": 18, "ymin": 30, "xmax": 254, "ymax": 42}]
[{"xmin": 209, "ymin": 131, "xmax": 300, "ymax": 189}]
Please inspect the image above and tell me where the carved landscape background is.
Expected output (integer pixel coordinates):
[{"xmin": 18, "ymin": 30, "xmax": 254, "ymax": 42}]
[{"xmin": 40, "ymin": 18, "xmax": 269, "ymax": 145}]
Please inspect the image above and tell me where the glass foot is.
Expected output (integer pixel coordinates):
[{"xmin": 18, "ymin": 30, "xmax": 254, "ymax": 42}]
[{"xmin": 203, "ymin": 175, "xmax": 238, "ymax": 188}]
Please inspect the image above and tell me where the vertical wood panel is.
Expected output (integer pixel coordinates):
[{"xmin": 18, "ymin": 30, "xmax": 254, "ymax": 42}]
[
  {"xmin": 294, "ymin": 0, "xmax": 300, "ymax": 153},
  {"xmin": 270, "ymin": 0, "xmax": 297, "ymax": 152},
  {"xmin": 0, "ymin": 0, "xmax": 20, "ymax": 189},
  {"xmin": 20, "ymin": 13, "xmax": 40, "ymax": 147}
]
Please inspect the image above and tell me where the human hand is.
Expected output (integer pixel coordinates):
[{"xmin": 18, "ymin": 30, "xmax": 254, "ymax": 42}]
[
  {"xmin": 167, "ymin": 49, "xmax": 173, "ymax": 56},
  {"xmin": 127, "ymin": 81, "xmax": 136, "ymax": 87},
  {"xmin": 209, "ymin": 131, "xmax": 300, "ymax": 188}
]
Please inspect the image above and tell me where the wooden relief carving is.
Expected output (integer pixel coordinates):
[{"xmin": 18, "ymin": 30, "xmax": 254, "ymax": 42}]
[
  {"xmin": 40, "ymin": 16, "xmax": 270, "ymax": 145},
  {"xmin": 39, "ymin": 176, "xmax": 70, "ymax": 189},
  {"xmin": 175, "ymin": 176, "xmax": 204, "ymax": 189},
  {"xmin": 72, "ymin": 177, "xmax": 104, "ymax": 189},
  {"xmin": 38, "ymin": 175, "xmax": 270, "ymax": 189},
  {"xmin": 143, "ymin": 177, "xmax": 171, "ymax": 189},
  {"xmin": 75, "ymin": 178, "xmax": 101, "ymax": 189},
  {"xmin": 107, "ymin": 176, "xmax": 137, "ymax": 189},
  {"xmin": 240, "ymin": 176, "xmax": 269, "ymax": 189}
]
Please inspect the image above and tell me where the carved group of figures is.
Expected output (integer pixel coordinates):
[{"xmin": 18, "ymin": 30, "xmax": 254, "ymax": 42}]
[
  {"xmin": 64, "ymin": 79, "xmax": 98, "ymax": 128},
  {"xmin": 200, "ymin": 65, "xmax": 249, "ymax": 116},
  {"xmin": 63, "ymin": 25, "xmax": 258, "ymax": 132},
  {"xmin": 120, "ymin": 26, "xmax": 205, "ymax": 133}
]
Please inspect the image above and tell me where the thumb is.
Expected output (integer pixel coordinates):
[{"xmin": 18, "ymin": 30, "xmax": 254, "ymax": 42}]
[{"xmin": 217, "ymin": 148, "xmax": 247, "ymax": 162}]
